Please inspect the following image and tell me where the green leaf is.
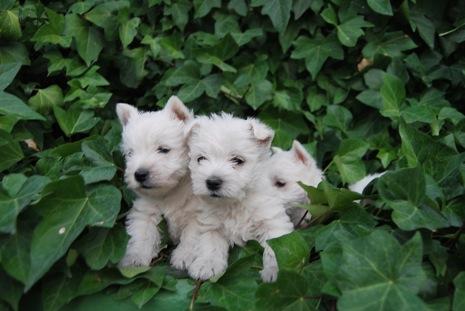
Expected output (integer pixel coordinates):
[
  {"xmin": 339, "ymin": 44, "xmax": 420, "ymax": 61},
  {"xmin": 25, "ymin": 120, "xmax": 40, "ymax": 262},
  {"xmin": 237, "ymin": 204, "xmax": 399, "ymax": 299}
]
[
  {"xmin": 367, "ymin": 0, "xmax": 393, "ymax": 16},
  {"xmin": 169, "ymin": 0, "xmax": 191, "ymax": 31},
  {"xmin": 268, "ymin": 231, "xmax": 309, "ymax": 271},
  {"xmin": 1, "ymin": 223, "xmax": 32, "ymax": 284},
  {"xmin": 453, "ymin": 272, "xmax": 465, "ymax": 311},
  {"xmin": 336, "ymin": 16, "xmax": 373, "ymax": 47},
  {"xmin": 333, "ymin": 230, "xmax": 428, "ymax": 310},
  {"xmin": 0, "ymin": 174, "xmax": 50, "ymax": 234},
  {"xmin": 0, "ymin": 62, "xmax": 20, "ymax": 91},
  {"xmin": 0, "ymin": 43, "xmax": 30, "ymax": 65},
  {"xmin": 0, "ymin": 10, "xmax": 22, "ymax": 40},
  {"xmin": 380, "ymin": 74, "xmax": 405, "ymax": 118},
  {"xmin": 194, "ymin": 0, "xmax": 221, "ymax": 18},
  {"xmin": 261, "ymin": 0, "xmax": 292, "ymax": 33},
  {"xmin": 31, "ymin": 8, "xmax": 71, "ymax": 48},
  {"xmin": 362, "ymin": 32, "xmax": 417, "ymax": 59},
  {"xmin": 65, "ymin": 14, "xmax": 103, "ymax": 66},
  {"xmin": 0, "ymin": 130, "xmax": 24, "ymax": 172},
  {"xmin": 291, "ymin": 35, "xmax": 343, "ymax": 79},
  {"xmin": 26, "ymin": 176, "xmax": 121, "ymax": 289},
  {"xmin": 28, "ymin": 85, "xmax": 63, "ymax": 113},
  {"xmin": 377, "ymin": 168, "xmax": 450, "ymax": 230},
  {"xmin": 131, "ymin": 281, "xmax": 161, "ymax": 308},
  {"xmin": 246, "ymin": 79, "xmax": 273, "ymax": 109},
  {"xmin": 0, "ymin": 271, "xmax": 22, "ymax": 311},
  {"xmin": 53, "ymin": 106, "xmax": 100, "ymax": 137},
  {"xmin": 198, "ymin": 256, "xmax": 258, "ymax": 311},
  {"xmin": 76, "ymin": 225, "xmax": 129, "ymax": 270},
  {"xmin": 256, "ymin": 271, "xmax": 313, "ymax": 311},
  {"xmin": 0, "ymin": 91, "xmax": 46, "ymax": 121},
  {"xmin": 119, "ymin": 17, "xmax": 140, "ymax": 48}
]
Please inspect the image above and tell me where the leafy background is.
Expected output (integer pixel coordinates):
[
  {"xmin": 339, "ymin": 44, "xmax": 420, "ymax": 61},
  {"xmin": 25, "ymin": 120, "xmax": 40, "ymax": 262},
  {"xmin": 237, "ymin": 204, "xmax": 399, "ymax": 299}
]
[{"xmin": 1, "ymin": 0, "xmax": 465, "ymax": 310}]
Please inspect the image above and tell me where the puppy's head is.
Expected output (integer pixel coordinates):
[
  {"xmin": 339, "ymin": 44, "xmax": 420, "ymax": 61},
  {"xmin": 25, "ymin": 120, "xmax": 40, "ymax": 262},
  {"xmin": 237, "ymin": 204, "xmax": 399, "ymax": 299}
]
[
  {"xmin": 264, "ymin": 140, "xmax": 323, "ymax": 208},
  {"xmin": 117, "ymin": 96, "xmax": 193, "ymax": 197},
  {"xmin": 188, "ymin": 114, "xmax": 274, "ymax": 202}
]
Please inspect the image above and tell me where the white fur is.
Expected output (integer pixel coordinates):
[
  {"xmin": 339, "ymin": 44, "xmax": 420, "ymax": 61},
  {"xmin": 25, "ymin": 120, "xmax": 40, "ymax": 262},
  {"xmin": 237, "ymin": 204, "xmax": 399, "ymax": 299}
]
[
  {"xmin": 171, "ymin": 115, "xmax": 322, "ymax": 282},
  {"xmin": 349, "ymin": 172, "xmax": 385, "ymax": 194},
  {"xmin": 118, "ymin": 96, "xmax": 196, "ymax": 267}
]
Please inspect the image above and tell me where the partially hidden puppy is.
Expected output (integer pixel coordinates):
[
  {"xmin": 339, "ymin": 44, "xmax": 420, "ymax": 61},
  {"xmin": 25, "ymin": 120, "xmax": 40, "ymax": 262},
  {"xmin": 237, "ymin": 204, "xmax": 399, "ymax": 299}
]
[{"xmin": 117, "ymin": 96, "xmax": 194, "ymax": 267}]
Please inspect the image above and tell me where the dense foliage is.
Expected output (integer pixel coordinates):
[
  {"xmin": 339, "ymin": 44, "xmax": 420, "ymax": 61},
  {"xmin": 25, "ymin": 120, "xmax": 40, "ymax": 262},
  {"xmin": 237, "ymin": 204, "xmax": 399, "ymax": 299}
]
[{"xmin": 1, "ymin": 0, "xmax": 465, "ymax": 310}]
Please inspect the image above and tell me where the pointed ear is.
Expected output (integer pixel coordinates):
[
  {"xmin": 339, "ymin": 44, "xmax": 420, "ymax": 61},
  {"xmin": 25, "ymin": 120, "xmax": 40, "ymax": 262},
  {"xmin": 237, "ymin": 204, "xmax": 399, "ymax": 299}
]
[
  {"xmin": 164, "ymin": 96, "xmax": 193, "ymax": 122},
  {"xmin": 291, "ymin": 140, "xmax": 315, "ymax": 167},
  {"xmin": 248, "ymin": 119, "xmax": 274, "ymax": 148},
  {"xmin": 184, "ymin": 120, "xmax": 199, "ymax": 141},
  {"xmin": 116, "ymin": 103, "xmax": 138, "ymax": 126}
]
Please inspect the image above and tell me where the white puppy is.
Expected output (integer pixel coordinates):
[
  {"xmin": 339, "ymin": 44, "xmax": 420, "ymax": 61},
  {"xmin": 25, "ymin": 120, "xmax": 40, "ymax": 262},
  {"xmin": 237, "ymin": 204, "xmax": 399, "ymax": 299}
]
[
  {"xmin": 171, "ymin": 114, "xmax": 323, "ymax": 282},
  {"xmin": 170, "ymin": 114, "xmax": 275, "ymax": 280},
  {"xmin": 117, "ymin": 96, "xmax": 194, "ymax": 267}
]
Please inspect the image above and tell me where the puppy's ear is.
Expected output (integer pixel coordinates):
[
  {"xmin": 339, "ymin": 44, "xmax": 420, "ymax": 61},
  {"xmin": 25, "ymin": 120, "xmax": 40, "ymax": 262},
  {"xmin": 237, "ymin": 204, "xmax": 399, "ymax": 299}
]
[
  {"xmin": 291, "ymin": 140, "xmax": 316, "ymax": 167},
  {"xmin": 116, "ymin": 103, "xmax": 138, "ymax": 126},
  {"xmin": 249, "ymin": 119, "xmax": 274, "ymax": 148},
  {"xmin": 164, "ymin": 96, "xmax": 193, "ymax": 122},
  {"xmin": 184, "ymin": 120, "xmax": 199, "ymax": 140}
]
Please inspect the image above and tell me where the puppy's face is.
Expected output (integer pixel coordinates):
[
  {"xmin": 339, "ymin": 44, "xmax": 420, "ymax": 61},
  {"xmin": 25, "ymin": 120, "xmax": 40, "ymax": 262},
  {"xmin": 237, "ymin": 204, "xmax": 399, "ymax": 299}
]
[
  {"xmin": 188, "ymin": 115, "xmax": 274, "ymax": 202},
  {"xmin": 117, "ymin": 96, "xmax": 193, "ymax": 197},
  {"xmin": 265, "ymin": 141, "xmax": 323, "ymax": 208}
]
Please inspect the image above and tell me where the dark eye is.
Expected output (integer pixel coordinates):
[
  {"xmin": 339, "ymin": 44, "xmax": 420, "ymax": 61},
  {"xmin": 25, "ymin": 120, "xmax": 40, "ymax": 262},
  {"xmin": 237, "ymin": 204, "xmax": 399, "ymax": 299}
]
[
  {"xmin": 126, "ymin": 149, "xmax": 134, "ymax": 157},
  {"xmin": 157, "ymin": 146, "xmax": 171, "ymax": 154},
  {"xmin": 231, "ymin": 156, "xmax": 245, "ymax": 166},
  {"xmin": 197, "ymin": 156, "xmax": 206, "ymax": 163},
  {"xmin": 275, "ymin": 180, "xmax": 286, "ymax": 188}
]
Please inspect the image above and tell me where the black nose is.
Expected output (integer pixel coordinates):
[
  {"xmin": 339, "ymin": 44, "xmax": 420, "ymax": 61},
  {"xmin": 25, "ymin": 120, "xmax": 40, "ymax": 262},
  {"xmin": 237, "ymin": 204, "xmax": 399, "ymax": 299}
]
[
  {"xmin": 206, "ymin": 177, "xmax": 223, "ymax": 191},
  {"xmin": 134, "ymin": 169, "xmax": 149, "ymax": 183}
]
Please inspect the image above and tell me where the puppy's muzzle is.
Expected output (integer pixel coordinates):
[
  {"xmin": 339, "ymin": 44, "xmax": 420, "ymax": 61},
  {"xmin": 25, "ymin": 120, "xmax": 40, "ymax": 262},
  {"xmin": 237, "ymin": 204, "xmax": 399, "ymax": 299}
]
[
  {"xmin": 134, "ymin": 168, "xmax": 149, "ymax": 183},
  {"xmin": 206, "ymin": 177, "xmax": 223, "ymax": 191}
]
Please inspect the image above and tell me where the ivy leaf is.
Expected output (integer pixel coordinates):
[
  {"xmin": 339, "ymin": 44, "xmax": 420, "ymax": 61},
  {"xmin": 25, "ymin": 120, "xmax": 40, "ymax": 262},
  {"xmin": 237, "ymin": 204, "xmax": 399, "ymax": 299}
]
[
  {"xmin": 25, "ymin": 176, "xmax": 121, "ymax": 289},
  {"xmin": 367, "ymin": 0, "xmax": 393, "ymax": 16},
  {"xmin": 333, "ymin": 230, "xmax": 428, "ymax": 310},
  {"xmin": 194, "ymin": 0, "xmax": 221, "ymax": 18},
  {"xmin": 380, "ymin": 74, "xmax": 405, "ymax": 118},
  {"xmin": 377, "ymin": 168, "xmax": 450, "ymax": 230},
  {"xmin": 291, "ymin": 35, "xmax": 343, "ymax": 79},
  {"xmin": 131, "ymin": 281, "xmax": 162, "ymax": 308},
  {"xmin": 336, "ymin": 16, "xmax": 373, "ymax": 47},
  {"xmin": 261, "ymin": 0, "xmax": 292, "ymax": 33},
  {"xmin": 28, "ymin": 85, "xmax": 63, "ymax": 113},
  {"xmin": 0, "ymin": 91, "xmax": 46, "ymax": 121},
  {"xmin": 0, "ymin": 271, "xmax": 22, "ymax": 311},
  {"xmin": 53, "ymin": 106, "xmax": 100, "ymax": 137},
  {"xmin": 453, "ymin": 272, "xmax": 465, "ymax": 311},
  {"xmin": 31, "ymin": 8, "xmax": 71, "ymax": 48},
  {"xmin": 256, "ymin": 271, "xmax": 313, "ymax": 311},
  {"xmin": 0, "ymin": 174, "xmax": 50, "ymax": 234},
  {"xmin": 0, "ymin": 10, "xmax": 22, "ymax": 40},
  {"xmin": 268, "ymin": 232, "xmax": 309, "ymax": 271},
  {"xmin": 65, "ymin": 14, "xmax": 103, "ymax": 66},
  {"xmin": 0, "ymin": 130, "xmax": 24, "ymax": 172},
  {"xmin": 119, "ymin": 17, "xmax": 140, "ymax": 48},
  {"xmin": 1, "ymin": 222, "xmax": 32, "ymax": 284},
  {"xmin": 76, "ymin": 225, "xmax": 129, "ymax": 270},
  {"xmin": 0, "ymin": 62, "xmax": 21, "ymax": 91}
]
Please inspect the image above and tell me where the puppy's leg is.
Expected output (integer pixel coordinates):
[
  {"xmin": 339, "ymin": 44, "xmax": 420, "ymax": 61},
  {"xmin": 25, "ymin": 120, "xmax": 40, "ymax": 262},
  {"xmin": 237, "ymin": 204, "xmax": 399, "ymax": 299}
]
[
  {"xmin": 188, "ymin": 230, "xmax": 229, "ymax": 281},
  {"xmin": 120, "ymin": 197, "xmax": 162, "ymax": 267},
  {"xmin": 259, "ymin": 215, "xmax": 294, "ymax": 283},
  {"xmin": 170, "ymin": 221, "xmax": 199, "ymax": 270}
]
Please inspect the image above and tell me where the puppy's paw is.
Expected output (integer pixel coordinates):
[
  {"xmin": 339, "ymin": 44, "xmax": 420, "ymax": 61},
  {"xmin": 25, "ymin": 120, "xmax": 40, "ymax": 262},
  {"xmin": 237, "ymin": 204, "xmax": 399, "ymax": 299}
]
[
  {"xmin": 119, "ymin": 252, "xmax": 152, "ymax": 267},
  {"xmin": 260, "ymin": 266, "xmax": 278, "ymax": 283},
  {"xmin": 188, "ymin": 256, "xmax": 227, "ymax": 281},
  {"xmin": 170, "ymin": 246, "xmax": 195, "ymax": 270}
]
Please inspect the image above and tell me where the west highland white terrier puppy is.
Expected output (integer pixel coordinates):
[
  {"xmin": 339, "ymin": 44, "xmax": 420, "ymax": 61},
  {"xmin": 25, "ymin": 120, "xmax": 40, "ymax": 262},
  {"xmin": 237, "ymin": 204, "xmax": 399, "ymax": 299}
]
[
  {"xmin": 170, "ymin": 113, "xmax": 275, "ymax": 280},
  {"xmin": 117, "ymin": 96, "xmax": 194, "ymax": 267}
]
